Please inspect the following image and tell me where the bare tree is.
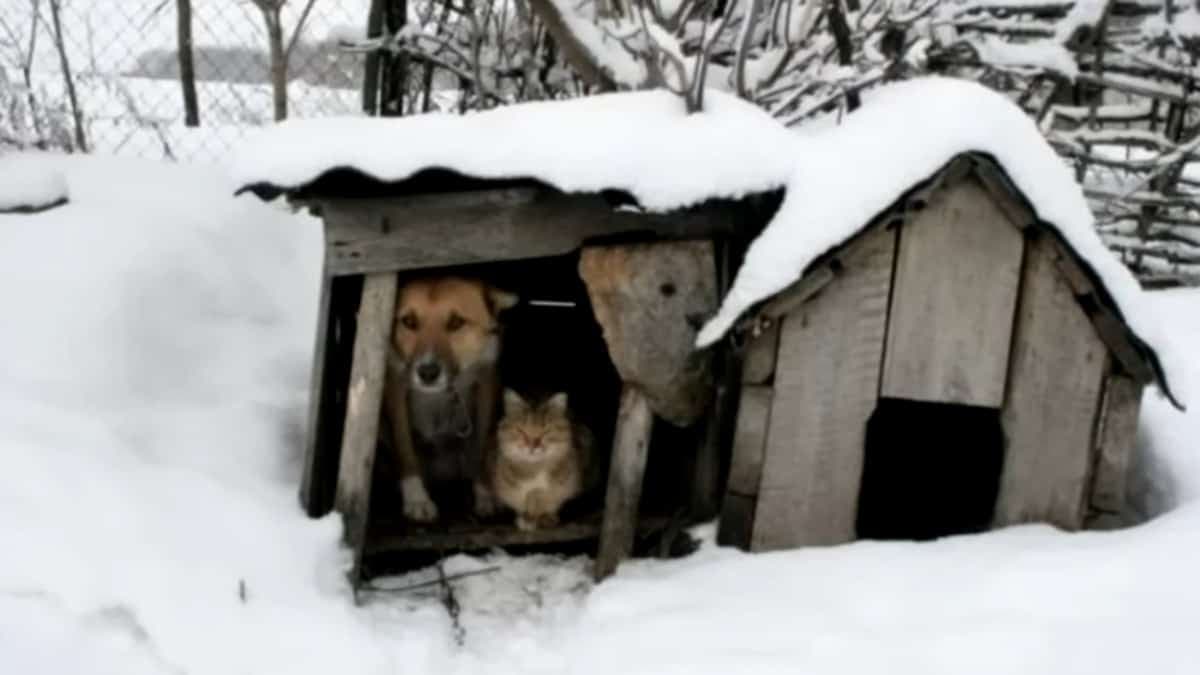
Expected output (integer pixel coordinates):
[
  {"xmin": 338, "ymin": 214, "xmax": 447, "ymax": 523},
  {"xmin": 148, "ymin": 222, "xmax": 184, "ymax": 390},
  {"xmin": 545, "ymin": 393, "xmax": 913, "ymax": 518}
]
[
  {"xmin": 250, "ymin": 0, "xmax": 321, "ymax": 121},
  {"xmin": 47, "ymin": 0, "xmax": 86, "ymax": 151},
  {"xmin": 176, "ymin": 0, "xmax": 200, "ymax": 127}
]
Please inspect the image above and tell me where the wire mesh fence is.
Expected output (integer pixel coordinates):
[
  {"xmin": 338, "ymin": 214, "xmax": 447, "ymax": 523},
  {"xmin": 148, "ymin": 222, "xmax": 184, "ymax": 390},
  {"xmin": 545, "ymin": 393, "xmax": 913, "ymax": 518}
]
[{"xmin": 0, "ymin": 0, "xmax": 372, "ymax": 161}]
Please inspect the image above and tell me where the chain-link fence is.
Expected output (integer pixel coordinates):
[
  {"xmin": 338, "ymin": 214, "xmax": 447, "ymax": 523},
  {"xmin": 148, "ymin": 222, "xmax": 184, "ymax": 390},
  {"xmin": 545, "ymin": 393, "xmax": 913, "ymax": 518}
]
[{"xmin": 0, "ymin": 0, "xmax": 372, "ymax": 161}]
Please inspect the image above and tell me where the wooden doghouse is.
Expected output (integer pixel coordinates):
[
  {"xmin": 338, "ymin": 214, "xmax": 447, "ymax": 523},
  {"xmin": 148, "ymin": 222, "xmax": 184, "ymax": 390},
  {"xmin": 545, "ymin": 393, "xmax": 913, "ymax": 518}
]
[
  {"xmin": 717, "ymin": 152, "xmax": 1179, "ymax": 552},
  {"xmin": 240, "ymin": 169, "xmax": 779, "ymax": 585}
]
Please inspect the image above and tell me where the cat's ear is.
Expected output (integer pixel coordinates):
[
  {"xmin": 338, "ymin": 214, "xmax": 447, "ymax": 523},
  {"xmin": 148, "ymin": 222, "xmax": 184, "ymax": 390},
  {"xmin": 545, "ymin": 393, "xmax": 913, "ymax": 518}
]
[
  {"xmin": 487, "ymin": 287, "xmax": 519, "ymax": 314},
  {"xmin": 503, "ymin": 388, "xmax": 527, "ymax": 414},
  {"xmin": 544, "ymin": 392, "xmax": 568, "ymax": 414}
]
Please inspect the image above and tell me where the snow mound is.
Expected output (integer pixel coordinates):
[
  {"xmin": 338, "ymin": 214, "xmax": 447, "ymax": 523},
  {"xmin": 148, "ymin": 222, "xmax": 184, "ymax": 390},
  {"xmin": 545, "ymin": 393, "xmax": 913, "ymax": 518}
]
[
  {"xmin": 230, "ymin": 89, "xmax": 799, "ymax": 211},
  {"xmin": 0, "ymin": 152, "xmax": 71, "ymax": 211},
  {"xmin": 697, "ymin": 76, "xmax": 1188, "ymax": 407}
]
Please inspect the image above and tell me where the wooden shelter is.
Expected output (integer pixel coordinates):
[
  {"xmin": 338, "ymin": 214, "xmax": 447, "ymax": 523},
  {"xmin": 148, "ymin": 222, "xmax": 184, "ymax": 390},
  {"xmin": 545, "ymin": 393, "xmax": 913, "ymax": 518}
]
[
  {"xmin": 717, "ymin": 152, "xmax": 1180, "ymax": 552},
  {"xmin": 239, "ymin": 168, "xmax": 780, "ymax": 587}
]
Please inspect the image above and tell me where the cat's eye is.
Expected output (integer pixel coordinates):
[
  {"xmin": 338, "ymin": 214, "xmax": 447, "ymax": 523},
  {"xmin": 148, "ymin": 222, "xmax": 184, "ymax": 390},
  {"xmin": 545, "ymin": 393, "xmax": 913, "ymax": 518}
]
[
  {"xmin": 446, "ymin": 313, "xmax": 465, "ymax": 332},
  {"xmin": 400, "ymin": 313, "xmax": 418, "ymax": 330}
]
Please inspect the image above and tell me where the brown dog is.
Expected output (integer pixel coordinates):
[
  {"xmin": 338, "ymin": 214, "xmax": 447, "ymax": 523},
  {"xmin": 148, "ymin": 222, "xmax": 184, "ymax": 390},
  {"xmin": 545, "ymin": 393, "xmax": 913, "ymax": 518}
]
[{"xmin": 383, "ymin": 276, "xmax": 517, "ymax": 522}]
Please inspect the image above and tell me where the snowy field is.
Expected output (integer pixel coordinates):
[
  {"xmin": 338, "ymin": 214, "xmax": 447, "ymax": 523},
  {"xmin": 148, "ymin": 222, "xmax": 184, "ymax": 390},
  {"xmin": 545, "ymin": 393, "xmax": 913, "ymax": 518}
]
[{"xmin": 2, "ymin": 124, "xmax": 1200, "ymax": 672}]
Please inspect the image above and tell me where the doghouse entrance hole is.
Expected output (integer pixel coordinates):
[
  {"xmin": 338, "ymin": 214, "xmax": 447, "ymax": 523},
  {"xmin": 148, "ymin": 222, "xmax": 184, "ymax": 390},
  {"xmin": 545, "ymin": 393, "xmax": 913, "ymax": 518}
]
[
  {"xmin": 855, "ymin": 397, "xmax": 1006, "ymax": 541},
  {"xmin": 364, "ymin": 250, "xmax": 699, "ymax": 574}
]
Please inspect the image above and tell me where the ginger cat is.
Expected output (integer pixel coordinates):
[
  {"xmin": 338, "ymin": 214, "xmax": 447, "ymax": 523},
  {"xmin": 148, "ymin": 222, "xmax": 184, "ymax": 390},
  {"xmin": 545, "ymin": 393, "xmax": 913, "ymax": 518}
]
[{"xmin": 492, "ymin": 389, "xmax": 592, "ymax": 531}]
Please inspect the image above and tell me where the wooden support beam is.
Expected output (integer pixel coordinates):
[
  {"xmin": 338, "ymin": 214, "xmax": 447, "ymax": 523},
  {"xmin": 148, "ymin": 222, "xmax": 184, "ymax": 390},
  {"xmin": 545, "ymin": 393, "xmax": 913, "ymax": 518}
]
[
  {"xmin": 716, "ymin": 384, "xmax": 772, "ymax": 549},
  {"xmin": 335, "ymin": 272, "xmax": 399, "ymax": 586},
  {"xmin": 739, "ymin": 320, "xmax": 781, "ymax": 385},
  {"xmin": 299, "ymin": 274, "xmax": 362, "ymax": 517},
  {"xmin": 321, "ymin": 191, "xmax": 741, "ymax": 276},
  {"xmin": 594, "ymin": 386, "xmax": 654, "ymax": 581}
]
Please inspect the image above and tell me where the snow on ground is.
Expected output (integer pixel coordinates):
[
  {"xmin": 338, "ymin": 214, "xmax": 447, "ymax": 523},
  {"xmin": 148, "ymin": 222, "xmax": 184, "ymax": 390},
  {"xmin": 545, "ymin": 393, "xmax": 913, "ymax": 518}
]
[
  {"xmin": 230, "ymin": 88, "xmax": 800, "ymax": 212},
  {"xmin": 697, "ymin": 76, "xmax": 1190, "ymax": 409},
  {"xmin": 1, "ymin": 145, "xmax": 1200, "ymax": 675}
]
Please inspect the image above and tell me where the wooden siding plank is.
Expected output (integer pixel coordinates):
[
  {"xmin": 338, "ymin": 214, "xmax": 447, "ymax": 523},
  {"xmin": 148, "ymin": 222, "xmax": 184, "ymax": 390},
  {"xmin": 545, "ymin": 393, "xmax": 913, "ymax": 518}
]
[
  {"xmin": 334, "ymin": 272, "xmax": 399, "ymax": 583},
  {"xmin": 1090, "ymin": 374, "xmax": 1144, "ymax": 514},
  {"xmin": 741, "ymin": 321, "xmax": 781, "ymax": 385},
  {"xmin": 994, "ymin": 238, "xmax": 1107, "ymax": 530},
  {"xmin": 717, "ymin": 384, "xmax": 773, "ymax": 549},
  {"xmin": 594, "ymin": 385, "xmax": 655, "ymax": 581},
  {"xmin": 751, "ymin": 226, "xmax": 896, "ymax": 551},
  {"xmin": 321, "ymin": 192, "xmax": 740, "ymax": 276},
  {"xmin": 881, "ymin": 178, "xmax": 1025, "ymax": 407}
]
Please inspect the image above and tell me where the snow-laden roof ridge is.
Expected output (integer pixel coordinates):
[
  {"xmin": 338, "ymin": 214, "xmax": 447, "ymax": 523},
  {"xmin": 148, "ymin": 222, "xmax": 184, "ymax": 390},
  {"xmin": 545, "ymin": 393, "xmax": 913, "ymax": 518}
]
[
  {"xmin": 696, "ymin": 76, "xmax": 1188, "ymax": 409},
  {"xmin": 230, "ymin": 88, "xmax": 800, "ymax": 213}
]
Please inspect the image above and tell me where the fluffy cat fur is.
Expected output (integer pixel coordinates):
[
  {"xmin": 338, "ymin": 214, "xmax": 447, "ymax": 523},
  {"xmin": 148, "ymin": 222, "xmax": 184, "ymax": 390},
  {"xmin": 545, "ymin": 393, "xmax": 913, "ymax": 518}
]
[{"xmin": 491, "ymin": 389, "xmax": 592, "ymax": 531}]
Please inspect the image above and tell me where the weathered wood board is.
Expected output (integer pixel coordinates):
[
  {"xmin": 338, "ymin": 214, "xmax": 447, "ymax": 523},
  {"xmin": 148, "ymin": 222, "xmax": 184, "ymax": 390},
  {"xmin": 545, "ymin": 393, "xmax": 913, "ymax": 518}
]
[
  {"xmin": 740, "ymin": 321, "xmax": 781, "ymax": 385},
  {"xmin": 300, "ymin": 274, "xmax": 362, "ymax": 517},
  {"xmin": 320, "ymin": 190, "xmax": 740, "ymax": 276},
  {"xmin": 1090, "ymin": 374, "xmax": 1143, "ymax": 514},
  {"xmin": 751, "ymin": 226, "xmax": 896, "ymax": 551},
  {"xmin": 335, "ymin": 272, "xmax": 398, "ymax": 581},
  {"xmin": 594, "ymin": 386, "xmax": 654, "ymax": 580},
  {"xmin": 994, "ymin": 238, "xmax": 1107, "ymax": 530},
  {"xmin": 579, "ymin": 241, "xmax": 718, "ymax": 427},
  {"xmin": 716, "ymin": 384, "xmax": 772, "ymax": 549},
  {"xmin": 881, "ymin": 178, "xmax": 1025, "ymax": 407}
]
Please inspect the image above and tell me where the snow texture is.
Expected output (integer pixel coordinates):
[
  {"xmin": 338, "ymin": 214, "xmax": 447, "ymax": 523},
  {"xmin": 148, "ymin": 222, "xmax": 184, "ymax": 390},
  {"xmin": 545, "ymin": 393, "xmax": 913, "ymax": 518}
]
[
  {"xmin": 1, "ymin": 151, "xmax": 1200, "ymax": 674},
  {"xmin": 696, "ymin": 76, "xmax": 1189, "ymax": 407},
  {"xmin": 230, "ymin": 88, "xmax": 799, "ymax": 212},
  {"xmin": 0, "ymin": 152, "xmax": 70, "ymax": 211}
]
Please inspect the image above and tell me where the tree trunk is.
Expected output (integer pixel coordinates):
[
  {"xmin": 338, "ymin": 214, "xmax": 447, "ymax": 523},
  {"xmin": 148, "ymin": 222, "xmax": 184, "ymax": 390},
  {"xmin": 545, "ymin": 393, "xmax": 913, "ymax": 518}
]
[
  {"xmin": 264, "ymin": 9, "xmax": 288, "ymax": 121},
  {"xmin": 176, "ymin": 0, "xmax": 200, "ymax": 127},
  {"xmin": 825, "ymin": 0, "xmax": 860, "ymax": 112},
  {"xmin": 361, "ymin": 0, "xmax": 385, "ymax": 115},
  {"xmin": 377, "ymin": 0, "xmax": 408, "ymax": 116},
  {"xmin": 47, "ymin": 0, "xmax": 87, "ymax": 152}
]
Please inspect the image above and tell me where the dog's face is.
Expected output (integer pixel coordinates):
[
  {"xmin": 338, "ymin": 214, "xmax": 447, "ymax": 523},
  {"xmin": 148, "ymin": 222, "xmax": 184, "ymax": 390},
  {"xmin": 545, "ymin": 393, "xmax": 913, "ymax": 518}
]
[{"xmin": 392, "ymin": 277, "xmax": 517, "ymax": 393}]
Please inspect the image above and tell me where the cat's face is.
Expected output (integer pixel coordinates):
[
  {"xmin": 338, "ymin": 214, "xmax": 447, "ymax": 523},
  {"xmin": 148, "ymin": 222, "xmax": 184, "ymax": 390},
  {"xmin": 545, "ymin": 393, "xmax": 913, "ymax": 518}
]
[{"xmin": 497, "ymin": 390, "xmax": 572, "ymax": 462}]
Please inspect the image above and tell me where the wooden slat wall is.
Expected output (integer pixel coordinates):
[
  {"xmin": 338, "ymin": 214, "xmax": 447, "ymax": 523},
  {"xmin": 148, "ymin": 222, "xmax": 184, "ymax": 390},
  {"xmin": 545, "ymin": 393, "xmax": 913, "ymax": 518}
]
[
  {"xmin": 751, "ymin": 226, "xmax": 896, "ymax": 551},
  {"xmin": 994, "ymin": 238, "xmax": 1107, "ymax": 530},
  {"xmin": 716, "ymin": 384, "xmax": 773, "ymax": 548},
  {"xmin": 881, "ymin": 178, "xmax": 1025, "ymax": 407},
  {"xmin": 334, "ymin": 272, "xmax": 398, "ymax": 583}
]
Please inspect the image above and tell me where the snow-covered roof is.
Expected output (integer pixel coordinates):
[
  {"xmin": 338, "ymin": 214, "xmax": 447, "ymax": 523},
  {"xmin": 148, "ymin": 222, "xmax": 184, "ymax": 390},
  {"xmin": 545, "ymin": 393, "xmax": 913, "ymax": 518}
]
[
  {"xmin": 696, "ymin": 76, "xmax": 1186, "ymax": 408},
  {"xmin": 0, "ymin": 152, "xmax": 70, "ymax": 213},
  {"xmin": 231, "ymin": 89, "xmax": 799, "ymax": 211}
]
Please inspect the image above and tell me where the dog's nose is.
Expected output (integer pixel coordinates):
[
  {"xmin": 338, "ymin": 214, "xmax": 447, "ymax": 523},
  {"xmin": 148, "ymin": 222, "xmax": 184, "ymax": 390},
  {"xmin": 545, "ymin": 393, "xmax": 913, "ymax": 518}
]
[{"xmin": 417, "ymin": 361, "xmax": 442, "ymax": 384}]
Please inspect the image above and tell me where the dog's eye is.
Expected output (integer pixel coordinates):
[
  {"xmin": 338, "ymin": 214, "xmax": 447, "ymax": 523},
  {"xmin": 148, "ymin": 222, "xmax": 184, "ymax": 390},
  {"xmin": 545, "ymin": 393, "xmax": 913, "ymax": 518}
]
[
  {"xmin": 400, "ymin": 313, "xmax": 418, "ymax": 330},
  {"xmin": 446, "ymin": 313, "xmax": 465, "ymax": 332}
]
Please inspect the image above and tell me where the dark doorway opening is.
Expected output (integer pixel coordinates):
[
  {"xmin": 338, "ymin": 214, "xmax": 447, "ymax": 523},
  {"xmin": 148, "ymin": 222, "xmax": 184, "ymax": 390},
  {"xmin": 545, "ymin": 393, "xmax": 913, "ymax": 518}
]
[{"xmin": 855, "ymin": 397, "xmax": 1006, "ymax": 541}]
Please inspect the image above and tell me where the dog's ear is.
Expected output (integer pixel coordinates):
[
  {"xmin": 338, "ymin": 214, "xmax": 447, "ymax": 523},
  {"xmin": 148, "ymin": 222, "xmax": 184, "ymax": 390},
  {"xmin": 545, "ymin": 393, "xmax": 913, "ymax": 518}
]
[
  {"xmin": 486, "ymin": 287, "xmax": 519, "ymax": 314},
  {"xmin": 503, "ymin": 388, "xmax": 527, "ymax": 415}
]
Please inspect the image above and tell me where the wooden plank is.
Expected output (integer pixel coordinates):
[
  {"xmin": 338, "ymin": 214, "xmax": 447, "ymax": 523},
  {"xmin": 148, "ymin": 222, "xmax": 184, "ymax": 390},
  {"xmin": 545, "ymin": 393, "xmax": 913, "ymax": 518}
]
[
  {"xmin": 716, "ymin": 385, "xmax": 772, "ymax": 549},
  {"xmin": 299, "ymin": 272, "xmax": 334, "ymax": 517},
  {"xmin": 972, "ymin": 157, "xmax": 1038, "ymax": 229},
  {"xmin": 594, "ymin": 386, "xmax": 654, "ymax": 581},
  {"xmin": 321, "ymin": 192, "xmax": 740, "ymax": 276},
  {"xmin": 741, "ymin": 320, "xmax": 780, "ymax": 384},
  {"xmin": 364, "ymin": 515, "xmax": 672, "ymax": 556},
  {"xmin": 751, "ymin": 226, "xmax": 896, "ymax": 551},
  {"xmin": 881, "ymin": 176, "xmax": 1025, "ymax": 407},
  {"xmin": 335, "ymin": 272, "xmax": 399, "ymax": 583},
  {"xmin": 994, "ymin": 238, "xmax": 1108, "ymax": 530},
  {"xmin": 299, "ymin": 274, "xmax": 362, "ymax": 517},
  {"xmin": 1090, "ymin": 374, "xmax": 1143, "ymax": 514},
  {"xmin": 579, "ymin": 241, "xmax": 718, "ymax": 427}
]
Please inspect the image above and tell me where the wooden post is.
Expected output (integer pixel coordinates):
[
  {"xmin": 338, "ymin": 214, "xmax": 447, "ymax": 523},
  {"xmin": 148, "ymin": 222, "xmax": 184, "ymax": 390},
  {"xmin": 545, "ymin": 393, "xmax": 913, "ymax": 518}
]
[
  {"xmin": 299, "ymin": 273, "xmax": 362, "ymax": 517},
  {"xmin": 594, "ymin": 385, "xmax": 654, "ymax": 581},
  {"xmin": 334, "ymin": 272, "xmax": 398, "ymax": 585}
]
